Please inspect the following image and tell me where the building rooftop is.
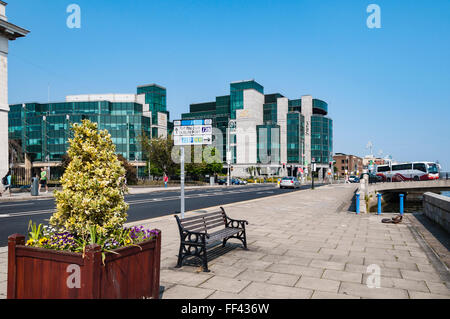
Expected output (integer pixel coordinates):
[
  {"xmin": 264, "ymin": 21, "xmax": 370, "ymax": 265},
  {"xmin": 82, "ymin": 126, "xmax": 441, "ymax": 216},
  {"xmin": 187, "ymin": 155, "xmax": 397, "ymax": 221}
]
[
  {"xmin": 0, "ymin": 19, "xmax": 29, "ymax": 40},
  {"xmin": 136, "ymin": 83, "xmax": 166, "ymax": 90}
]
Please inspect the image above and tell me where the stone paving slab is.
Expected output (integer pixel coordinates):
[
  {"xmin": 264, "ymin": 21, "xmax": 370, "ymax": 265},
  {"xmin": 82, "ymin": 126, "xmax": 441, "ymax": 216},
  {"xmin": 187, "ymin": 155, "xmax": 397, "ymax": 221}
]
[{"xmin": 1, "ymin": 183, "xmax": 449, "ymax": 299}]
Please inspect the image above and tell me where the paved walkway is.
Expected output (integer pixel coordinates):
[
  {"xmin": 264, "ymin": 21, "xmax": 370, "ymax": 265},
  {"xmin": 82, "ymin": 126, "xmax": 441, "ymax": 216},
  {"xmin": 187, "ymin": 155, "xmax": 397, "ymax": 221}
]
[{"xmin": 1, "ymin": 183, "xmax": 449, "ymax": 299}]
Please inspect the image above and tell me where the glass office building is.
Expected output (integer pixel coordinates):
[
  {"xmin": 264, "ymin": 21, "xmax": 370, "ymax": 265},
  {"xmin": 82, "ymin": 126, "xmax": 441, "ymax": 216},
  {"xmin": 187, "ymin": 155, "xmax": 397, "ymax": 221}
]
[
  {"xmin": 9, "ymin": 84, "xmax": 169, "ymax": 177},
  {"xmin": 181, "ymin": 80, "xmax": 333, "ymax": 178}
]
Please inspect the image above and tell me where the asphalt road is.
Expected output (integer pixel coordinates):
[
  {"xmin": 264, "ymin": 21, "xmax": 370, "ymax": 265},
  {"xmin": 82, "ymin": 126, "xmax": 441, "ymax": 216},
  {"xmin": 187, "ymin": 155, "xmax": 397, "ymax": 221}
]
[{"xmin": 0, "ymin": 183, "xmax": 321, "ymax": 246}]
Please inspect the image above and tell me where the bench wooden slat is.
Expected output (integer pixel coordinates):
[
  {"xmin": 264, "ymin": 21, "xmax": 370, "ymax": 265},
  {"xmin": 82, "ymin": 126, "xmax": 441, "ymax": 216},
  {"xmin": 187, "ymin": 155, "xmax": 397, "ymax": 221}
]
[
  {"xmin": 179, "ymin": 211, "xmax": 222, "ymax": 222},
  {"xmin": 184, "ymin": 219, "xmax": 226, "ymax": 232},
  {"xmin": 206, "ymin": 228, "xmax": 241, "ymax": 244},
  {"xmin": 181, "ymin": 215, "xmax": 224, "ymax": 228}
]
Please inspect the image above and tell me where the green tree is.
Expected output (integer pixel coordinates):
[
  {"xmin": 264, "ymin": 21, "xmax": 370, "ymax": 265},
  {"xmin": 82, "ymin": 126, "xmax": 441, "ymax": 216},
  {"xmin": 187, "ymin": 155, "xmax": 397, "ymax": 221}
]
[
  {"xmin": 50, "ymin": 120, "xmax": 129, "ymax": 237},
  {"xmin": 140, "ymin": 134, "xmax": 178, "ymax": 177},
  {"xmin": 117, "ymin": 154, "xmax": 138, "ymax": 185}
]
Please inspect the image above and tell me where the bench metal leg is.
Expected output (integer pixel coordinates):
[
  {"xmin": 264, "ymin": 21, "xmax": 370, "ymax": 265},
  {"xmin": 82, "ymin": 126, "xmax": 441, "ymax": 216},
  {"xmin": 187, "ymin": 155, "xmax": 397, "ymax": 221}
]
[
  {"xmin": 202, "ymin": 246, "xmax": 210, "ymax": 272},
  {"xmin": 175, "ymin": 244, "xmax": 184, "ymax": 268},
  {"xmin": 242, "ymin": 230, "xmax": 248, "ymax": 250}
]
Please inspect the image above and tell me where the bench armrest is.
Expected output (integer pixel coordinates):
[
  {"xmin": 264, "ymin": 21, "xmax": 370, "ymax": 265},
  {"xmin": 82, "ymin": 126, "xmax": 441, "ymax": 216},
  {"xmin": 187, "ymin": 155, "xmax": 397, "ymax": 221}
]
[{"xmin": 225, "ymin": 217, "xmax": 248, "ymax": 228}]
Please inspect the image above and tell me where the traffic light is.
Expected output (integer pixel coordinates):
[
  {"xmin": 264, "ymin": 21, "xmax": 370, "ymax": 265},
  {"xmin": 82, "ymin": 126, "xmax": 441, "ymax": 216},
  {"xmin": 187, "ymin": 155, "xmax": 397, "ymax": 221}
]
[{"xmin": 230, "ymin": 166, "xmax": 234, "ymax": 172}]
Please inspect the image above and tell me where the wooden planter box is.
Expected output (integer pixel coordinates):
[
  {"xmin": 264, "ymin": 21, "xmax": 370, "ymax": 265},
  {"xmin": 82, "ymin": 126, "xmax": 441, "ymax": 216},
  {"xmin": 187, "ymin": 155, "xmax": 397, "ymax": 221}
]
[{"xmin": 7, "ymin": 230, "xmax": 161, "ymax": 299}]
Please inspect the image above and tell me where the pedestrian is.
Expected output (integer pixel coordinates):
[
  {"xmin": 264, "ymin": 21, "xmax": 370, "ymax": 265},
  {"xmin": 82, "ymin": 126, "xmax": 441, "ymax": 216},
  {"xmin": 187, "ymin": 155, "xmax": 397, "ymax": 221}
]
[
  {"xmin": 1, "ymin": 170, "xmax": 12, "ymax": 197},
  {"xmin": 38, "ymin": 167, "xmax": 49, "ymax": 194},
  {"xmin": 164, "ymin": 174, "xmax": 168, "ymax": 188}
]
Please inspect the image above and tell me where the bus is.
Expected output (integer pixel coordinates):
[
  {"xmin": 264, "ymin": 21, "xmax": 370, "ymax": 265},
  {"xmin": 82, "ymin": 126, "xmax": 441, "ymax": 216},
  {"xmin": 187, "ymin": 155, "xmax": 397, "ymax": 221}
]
[{"xmin": 376, "ymin": 162, "xmax": 439, "ymax": 182}]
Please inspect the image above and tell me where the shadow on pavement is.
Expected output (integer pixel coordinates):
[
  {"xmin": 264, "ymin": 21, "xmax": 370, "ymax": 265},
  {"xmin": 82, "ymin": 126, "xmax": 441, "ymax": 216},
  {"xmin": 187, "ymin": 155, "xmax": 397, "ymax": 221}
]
[
  {"xmin": 181, "ymin": 243, "xmax": 241, "ymax": 267},
  {"xmin": 411, "ymin": 212, "xmax": 450, "ymax": 252}
]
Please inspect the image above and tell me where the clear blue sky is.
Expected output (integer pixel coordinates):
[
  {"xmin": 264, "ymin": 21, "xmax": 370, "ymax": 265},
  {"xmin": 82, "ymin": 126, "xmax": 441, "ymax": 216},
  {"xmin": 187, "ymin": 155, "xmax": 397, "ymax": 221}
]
[{"xmin": 6, "ymin": 0, "xmax": 450, "ymax": 170}]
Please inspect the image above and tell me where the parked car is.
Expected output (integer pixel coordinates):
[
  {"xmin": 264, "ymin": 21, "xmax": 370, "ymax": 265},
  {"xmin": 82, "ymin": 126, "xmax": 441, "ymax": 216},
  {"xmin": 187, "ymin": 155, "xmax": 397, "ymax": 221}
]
[
  {"xmin": 360, "ymin": 172, "xmax": 382, "ymax": 184},
  {"xmin": 348, "ymin": 175, "xmax": 357, "ymax": 183},
  {"xmin": 279, "ymin": 177, "xmax": 301, "ymax": 189},
  {"xmin": 348, "ymin": 175, "xmax": 360, "ymax": 183},
  {"xmin": 217, "ymin": 178, "xmax": 227, "ymax": 185},
  {"xmin": 231, "ymin": 178, "xmax": 247, "ymax": 185},
  {"xmin": 239, "ymin": 178, "xmax": 248, "ymax": 185}
]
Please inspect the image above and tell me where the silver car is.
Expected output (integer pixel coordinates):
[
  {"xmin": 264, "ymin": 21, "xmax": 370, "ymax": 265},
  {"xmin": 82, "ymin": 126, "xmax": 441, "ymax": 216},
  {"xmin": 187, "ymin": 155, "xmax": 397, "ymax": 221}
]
[{"xmin": 280, "ymin": 177, "xmax": 301, "ymax": 189}]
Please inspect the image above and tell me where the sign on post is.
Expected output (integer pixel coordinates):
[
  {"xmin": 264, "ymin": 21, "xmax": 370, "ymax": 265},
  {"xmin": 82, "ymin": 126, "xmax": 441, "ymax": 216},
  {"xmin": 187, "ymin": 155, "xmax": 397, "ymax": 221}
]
[{"xmin": 174, "ymin": 119, "xmax": 212, "ymax": 218}]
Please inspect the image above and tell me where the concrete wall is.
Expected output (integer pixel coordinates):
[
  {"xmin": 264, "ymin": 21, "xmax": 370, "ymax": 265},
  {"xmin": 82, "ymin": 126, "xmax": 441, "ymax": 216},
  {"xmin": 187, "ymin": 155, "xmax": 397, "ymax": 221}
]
[
  {"xmin": 235, "ymin": 89, "xmax": 264, "ymax": 165},
  {"xmin": 423, "ymin": 192, "xmax": 450, "ymax": 233},
  {"xmin": 277, "ymin": 97, "xmax": 288, "ymax": 165},
  {"xmin": 301, "ymin": 95, "xmax": 312, "ymax": 166},
  {"xmin": 66, "ymin": 94, "xmax": 136, "ymax": 103},
  {"xmin": 0, "ymin": 43, "xmax": 8, "ymax": 178}
]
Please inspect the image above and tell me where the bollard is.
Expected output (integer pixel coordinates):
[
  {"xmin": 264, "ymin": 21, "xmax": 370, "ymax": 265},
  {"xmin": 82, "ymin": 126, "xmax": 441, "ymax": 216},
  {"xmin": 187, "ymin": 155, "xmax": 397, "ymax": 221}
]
[
  {"xmin": 356, "ymin": 193, "xmax": 360, "ymax": 214},
  {"xmin": 377, "ymin": 193, "xmax": 382, "ymax": 215},
  {"xmin": 399, "ymin": 194, "xmax": 404, "ymax": 216}
]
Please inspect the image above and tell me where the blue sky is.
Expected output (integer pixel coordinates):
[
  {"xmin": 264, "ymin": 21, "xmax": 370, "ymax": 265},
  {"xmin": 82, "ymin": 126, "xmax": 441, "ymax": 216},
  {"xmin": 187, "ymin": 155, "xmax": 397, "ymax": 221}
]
[{"xmin": 6, "ymin": 0, "xmax": 450, "ymax": 170}]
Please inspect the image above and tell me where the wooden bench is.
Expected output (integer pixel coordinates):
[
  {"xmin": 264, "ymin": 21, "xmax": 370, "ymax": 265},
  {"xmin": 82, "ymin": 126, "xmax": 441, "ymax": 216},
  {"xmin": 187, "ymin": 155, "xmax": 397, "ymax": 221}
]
[{"xmin": 174, "ymin": 207, "xmax": 248, "ymax": 272}]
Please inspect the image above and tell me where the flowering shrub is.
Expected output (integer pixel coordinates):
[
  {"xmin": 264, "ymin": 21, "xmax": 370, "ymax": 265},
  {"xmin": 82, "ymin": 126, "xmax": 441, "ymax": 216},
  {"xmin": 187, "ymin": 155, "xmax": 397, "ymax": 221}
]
[
  {"xmin": 25, "ymin": 120, "xmax": 159, "ymax": 257},
  {"xmin": 50, "ymin": 119, "xmax": 129, "ymax": 237}
]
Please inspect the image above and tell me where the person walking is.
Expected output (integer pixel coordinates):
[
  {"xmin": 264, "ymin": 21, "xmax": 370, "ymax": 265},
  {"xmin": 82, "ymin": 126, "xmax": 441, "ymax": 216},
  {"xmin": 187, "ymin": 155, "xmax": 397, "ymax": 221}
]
[
  {"xmin": 38, "ymin": 167, "xmax": 49, "ymax": 194},
  {"xmin": 164, "ymin": 174, "xmax": 168, "ymax": 188},
  {"xmin": 1, "ymin": 170, "xmax": 12, "ymax": 197}
]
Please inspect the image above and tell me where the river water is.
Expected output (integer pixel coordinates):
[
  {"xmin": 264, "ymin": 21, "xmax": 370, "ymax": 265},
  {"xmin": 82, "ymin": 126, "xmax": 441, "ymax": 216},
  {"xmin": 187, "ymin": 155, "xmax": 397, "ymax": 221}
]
[{"xmin": 375, "ymin": 191, "xmax": 449, "ymax": 214}]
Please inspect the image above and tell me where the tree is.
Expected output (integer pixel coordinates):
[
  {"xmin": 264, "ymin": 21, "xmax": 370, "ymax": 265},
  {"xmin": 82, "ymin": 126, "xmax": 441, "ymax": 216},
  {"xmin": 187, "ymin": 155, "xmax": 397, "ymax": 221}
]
[
  {"xmin": 9, "ymin": 139, "xmax": 24, "ymax": 166},
  {"xmin": 50, "ymin": 120, "xmax": 129, "ymax": 237},
  {"xmin": 117, "ymin": 154, "xmax": 138, "ymax": 185},
  {"xmin": 202, "ymin": 146, "xmax": 223, "ymax": 177},
  {"xmin": 140, "ymin": 134, "xmax": 178, "ymax": 177},
  {"xmin": 186, "ymin": 146, "xmax": 223, "ymax": 180}
]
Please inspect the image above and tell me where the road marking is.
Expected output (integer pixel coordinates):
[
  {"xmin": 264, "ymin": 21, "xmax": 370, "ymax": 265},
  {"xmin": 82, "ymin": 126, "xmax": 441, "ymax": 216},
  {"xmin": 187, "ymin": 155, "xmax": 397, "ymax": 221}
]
[
  {"xmin": 0, "ymin": 186, "xmax": 282, "ymax": 219},
  {"xmin": 0, "ymin": 203, "xmax": 34, "ymax": 208},
  {"xmin": 0, "ymin": 209, "xmax": 55, "ymax": 218}
]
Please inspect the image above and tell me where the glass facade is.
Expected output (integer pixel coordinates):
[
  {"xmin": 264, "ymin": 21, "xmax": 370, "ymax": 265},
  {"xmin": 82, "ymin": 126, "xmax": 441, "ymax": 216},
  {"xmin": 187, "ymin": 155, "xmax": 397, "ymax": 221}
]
[
  {"xmin": 288, "ymin": 99, "xmax": 302, "ymax": 113},
  {"xmin": 263, "ymin": 103, "xmax": 277, "ymax": 124},
  {"xmin": 311, "ymin": 115, "xmax": 333, "ymax": 164},
  {"xmin": 137, "ymin": 84, "xmax": 169, "ymax": 125},
  {"xmin": 312, "ymin": 99, "xmax": 328, "ymax": 115},
  {"xmin": 9, "ymin": 101, "xmax": 151, "ymax": 163},
  {"xmin": 287, "ymin": 112, "xmax": 305, "ymax": 164},
  {"xmin": 257, "ymin": 125, "xmax": 280, "ymax": 163}
]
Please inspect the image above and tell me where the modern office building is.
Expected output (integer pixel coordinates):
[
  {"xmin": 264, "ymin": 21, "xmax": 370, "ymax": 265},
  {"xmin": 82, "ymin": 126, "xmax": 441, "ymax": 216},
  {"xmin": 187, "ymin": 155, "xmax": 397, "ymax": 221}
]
[
  {"xmin": 181, "ymin": 80, "xmax": 333, "ymax": 178},
  {"xmin": 9, "ymin": 84, "xmax": 169, "ymax": 178},
  {"xmin": 0, "ymin": 1, "xmax": 29, "ymax": 178}
]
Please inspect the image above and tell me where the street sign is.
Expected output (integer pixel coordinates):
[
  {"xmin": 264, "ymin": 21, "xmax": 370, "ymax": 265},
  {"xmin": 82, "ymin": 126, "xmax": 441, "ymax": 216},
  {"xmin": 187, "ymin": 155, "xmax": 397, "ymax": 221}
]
[
  {"xmin": 174, "ymin": 119, "xmax": 212, "ymax": 146},
  {"xmin": 174, "ymin": 119, "xmax": 213, "ymax": 218}
]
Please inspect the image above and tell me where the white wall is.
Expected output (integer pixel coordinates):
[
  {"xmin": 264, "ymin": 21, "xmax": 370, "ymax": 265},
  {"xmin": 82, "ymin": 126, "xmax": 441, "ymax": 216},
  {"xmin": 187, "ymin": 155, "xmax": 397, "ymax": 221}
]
[
  {"xmin": 277, "ymin": 97, "xmax": 288, "ymax": 165},
  {"xmin": 0, "ymin": 3, "xmax": 6, "ymax": 21},
  {"xmin": 301, "ymin": 95, "xmax": 313, "ymax": 166},
  {"xmin": 235, "ymin": 89, "xmax": 264, "ymax": 164},
  {"xmin": 0, "ymin": 49, "xmax": 8, "ymax": 177},
  {"xmin": 66, "ymin": 93, "xmax": 136, "ymax": 103}
]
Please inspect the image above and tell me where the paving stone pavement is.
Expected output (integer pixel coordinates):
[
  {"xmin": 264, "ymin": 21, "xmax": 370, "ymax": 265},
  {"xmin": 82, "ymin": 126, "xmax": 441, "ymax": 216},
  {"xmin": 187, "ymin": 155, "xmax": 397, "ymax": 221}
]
[{"xmin": 1, "ymin": 183, "xmax": 449, "ymax": 299}]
